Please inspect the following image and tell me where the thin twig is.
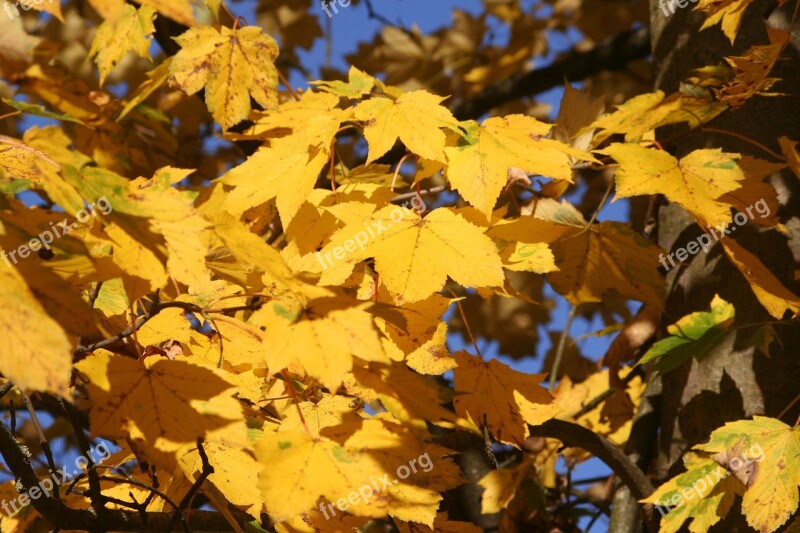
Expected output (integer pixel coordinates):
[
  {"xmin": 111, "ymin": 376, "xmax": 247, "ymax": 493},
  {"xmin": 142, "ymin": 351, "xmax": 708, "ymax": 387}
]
[
  {"xmin": 701, "ymin": 127, "xmax": 783, "ymax": 161},
  {"xmin": 59, "ymin": 398, "xmax": 105, "ymax": 521},
  {"xmin": 166, "ymin": 439, "xmax": 214, "ymax": 532},
  {"xmin": 363, "ymin": 0, "xmax": 397, "ymax": 26},
  {"xmin": 0, "ymin": 381, "xmax": 13, "ymax": 400},
  {"xmin": 777, "ymin": 393, "xmax": 800, "ymax": 422},
  {"xmin": 549, "ymin": 304, "xmax": 579, "ymax": 388},
  {"xmin": 391, "ymin": 185, "xmax": 446, "ymax": 203},
  {"xmin": 97, "ymin": 473, "xmax": 188, "ymax": 533},
  {"xmin": 22, "ymin": 394, "xmax": 59, "ymax": 480},
  {"xmin": 448, "ymin": 289, "xmax": 482, "ymax": 357}
]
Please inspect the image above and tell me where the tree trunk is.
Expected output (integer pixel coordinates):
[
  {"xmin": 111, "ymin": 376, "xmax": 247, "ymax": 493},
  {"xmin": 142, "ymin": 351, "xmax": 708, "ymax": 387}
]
[{"xmin": 613, "ymin": 2, "xmax": 800, "ymax": 530}]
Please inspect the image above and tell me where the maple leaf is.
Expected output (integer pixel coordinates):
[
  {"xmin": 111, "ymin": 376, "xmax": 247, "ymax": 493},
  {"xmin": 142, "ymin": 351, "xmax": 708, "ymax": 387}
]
[
  {"xmin": 487, "ymin": 216, "xmax": 561, "ymax": 273},
  {"xmin": 321, "ymin": 206, "xmax": 504, "ymax": 304},
  {"xmin": 713, "ymin": 28, "xmax": 789, "ymax": 107},
  {"xmin": 445, "ymin": 114, "xmax": 595, "ymax": 216},
  {"xmin": 311, "ymin": 65, "xmax": 376, "ymax": 99},
  {"xmin": 478, "ymin": 458, "xmax": 539, "ymax": 514},
  {"xmin": 133, "ymin": 0, "xmax": 195, "ymax": 27},
  {"xmin": 452, "ymin": 351, "xmax": 556, "ymax": 446},
  {"xmin": 642, "ymin": 452, "xmax": 742, "ymax": 533},
  {"xmin": 255, "ymin": 417, "xmax": 463, "ymax": 524},
  {"xmin": 638, "ymin": 295, "xmax": 735, "ymax": 373},
  {"xmin": 375, "ymin": 293, "xmax": 456, "ymax": 375},
  {"xmin": 0, "ymin": 136, "xmax": 47, "ymax": 182},
  {"xmin": 177, "ymin": 441, "xmax": 263, "ymax": 518},
  {"xmin": 170, "ymin": 25, "xmax": 280, "ymax": 130},
  {"xmin": 694, "ymin": 417, "xmax": 800, "ymax": 533},
  {"xmin": 722, "ymin": 239, "xmax": 800, "ymax": 319},
  {"xmin": 75, "ymin": 351, "xmax": 248, "ymax": 454},
  {"xmin": 554, "ymin": 367, "xmax": 645, "ymax": 452},
  {"xmin": 355, "ymin": 90, "xmax": 459, "ymax": 164},
  {"xmin": 647, "ymin": 417, "xmax": 800, "ymax": 533},
  {"xmin": 219, "ymin": 127, "xmax": 334, "ymax": 226},
  {"xmin": 779, "ymin": 136, "xmax": 800, "ymax": 179},
  {"xmin": 259, "ymin": 293, "xmax": 388, "ymax": 390},
  {"xmin": 0, "ymin": 265, "xmax": 71, "ymax": 395},
  {"xmin": 396, "ymin": 512, "xmax": 483, "ymax": 532},
  {"xmin": 88, "ymin": 4, "xmax": 155, "ymax": 86},
  {"xmin": 602, "ymin": 143, "xmax": 745, "ymax": 228},
  {"xmin": 586, "ymin": 91, "xmax": 678, "ymax": 144},
  {"xmin": 549, "ymin": 221, "xmax": 666, "ymax": 308},
  {"xmin": 344, "ymin": 361, "xmax": 458, "ymax": 429},
  {"xmin": 694, "ymin": 0, "xmax": 755, "ymax": 44}
]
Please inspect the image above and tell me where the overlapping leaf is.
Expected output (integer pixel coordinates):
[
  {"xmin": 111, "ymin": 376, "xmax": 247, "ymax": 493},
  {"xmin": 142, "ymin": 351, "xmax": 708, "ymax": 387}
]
[{"xmin": 171, "ymin": 25, "xmax": 280, "ymax": 129}]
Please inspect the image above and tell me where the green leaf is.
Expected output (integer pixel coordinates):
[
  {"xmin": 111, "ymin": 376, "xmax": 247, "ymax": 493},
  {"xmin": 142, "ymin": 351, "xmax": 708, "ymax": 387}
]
[
  {"xmin": 638, "ymin": 295, "xmax": 734, "ymax": 372},
  {"xmin": 2, "ymin": 98, "xmax": 86, "ymax": 125}
]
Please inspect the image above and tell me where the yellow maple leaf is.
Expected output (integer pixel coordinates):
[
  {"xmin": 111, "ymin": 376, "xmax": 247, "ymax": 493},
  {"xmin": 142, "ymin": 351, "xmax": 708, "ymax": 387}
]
[
  {"xmin": 452, "ymin": 351, "xmax": 557, "ymax": 446},
  {"xmin": 585, "ymin": 91, "xmax": 677, "ymax": 144},
  {"xmin": 694, "ymin": 416, "xmax": 800, "ymax": 533},
  {"xmin": 487, "ymin": 216, "xmax": 564, "ymax": 273},
  {"xmin": 133, "ymin": 0, "xmax": 195, "ymax": 27},
  {"xmin": 88, "ymin": 4, "xmax": 156, "ymax": 86},
  {"xmin": 177, "ymin": 441, "xmax": 263, "ymax": 518},
  {"xmin": 779, "ymin": 136, "xmax": 800, "ymax": 179},
  {"xmin": 376, "ymin": 293, "xmax": 456, "ymax": 375},
  {"xmin": 548, "ymin": 220, "xmax": 665, "ymax": 308},
  {"xmin": 396, "ymin": 512, "xmax": 483, "ymax": 532},
  {"xmin": 278, "ymin": 395, "xmax": 357, "ymax": 436},
  {"xmin": 255, "ymin": 417, "xmax": 463, "ymax": 525},
  {"xmin": 694, "ymin": 0, "xmax": 754, "ymax": 44},
  {"xmin": 602, "ymin": 144, "xmax": 745, "ymax": 228},
  {"xmin": 355, "ymin": 90, "xmax": 459, "ymax": 164},
  {"xmin": 75, "ymin": 351, "xmax": 248, "ymax": 453},
  {"xmin": 0, "ymin": 264, "xmax": 71, "ymax": 395},
  {"xmin": 320, "ymin": 206, "xmax": 504, "ymax": 304},
  {"xmin": 643, "ymin": 452, "xmax": 741, "ymax": 533},
  {"xmin": 311, "ymin": 65, "xmax": 376, "ymax": 99},
  {"xmin": 554, "ymin": 368, "xmax": 645, "ymax": 457},
  {"xmin": 445, "ymin": 115, "xmax": 595, "ymax": 216},
  {"xmin": 220, "ymin": 132, "xmax": 331, "ymax": 226},
  {"xmin": 478, "ymin": 458, "xmax": 537, "ymax": 514},
  {"xmin": 260, "ymin": 294, "xmax": 388, "ymax": 389},
  {"xmin": 0, "ymin": 136, "xmax": 47, "ymax": 182},
  {"xmin": 171, "ymin": 25, "xmax": 280, "ymax": 130},
  {"xmin": 345, "ymin": 361, "xmax": 458, "ymax": 430},
  {"xmin": 722, "ymin": 239, "xmax": 800, "ymax": 319}
]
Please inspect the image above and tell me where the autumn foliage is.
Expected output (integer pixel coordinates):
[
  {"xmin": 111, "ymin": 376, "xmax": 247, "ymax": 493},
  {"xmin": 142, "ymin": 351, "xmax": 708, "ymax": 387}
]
[{"xmin": 0, "ymin": 0, "xmax": 798, "ymax": 532}]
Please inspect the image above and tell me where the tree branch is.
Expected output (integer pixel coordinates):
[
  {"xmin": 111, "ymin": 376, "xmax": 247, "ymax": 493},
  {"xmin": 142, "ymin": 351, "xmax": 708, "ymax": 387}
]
[
  {"xmin": 0, "ymin": 416, "xmax": 254, "ymax": 531},
  {"xmin": 528, "ymin": 418, "xmax": 659, "ymax": 533},
  {"xmin": 452, "ymin": 27, "xmax": 652, "ymax": 120}
]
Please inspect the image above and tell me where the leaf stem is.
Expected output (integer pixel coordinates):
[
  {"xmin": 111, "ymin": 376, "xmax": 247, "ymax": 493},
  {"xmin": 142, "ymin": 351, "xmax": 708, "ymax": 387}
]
[
  {"xmin": 701, "ymin": 127, "xmax": 783, "ymax": 161},
  {"xmin": 549, "ymin": 304, "xmax": 578, "ymax": 389}
]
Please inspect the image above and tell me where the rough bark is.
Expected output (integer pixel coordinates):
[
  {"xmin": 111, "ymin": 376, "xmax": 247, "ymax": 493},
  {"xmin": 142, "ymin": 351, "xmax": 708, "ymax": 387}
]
[{"xmin": 640, "ymin": 0, "xmax": 800, "ymax": 529}]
